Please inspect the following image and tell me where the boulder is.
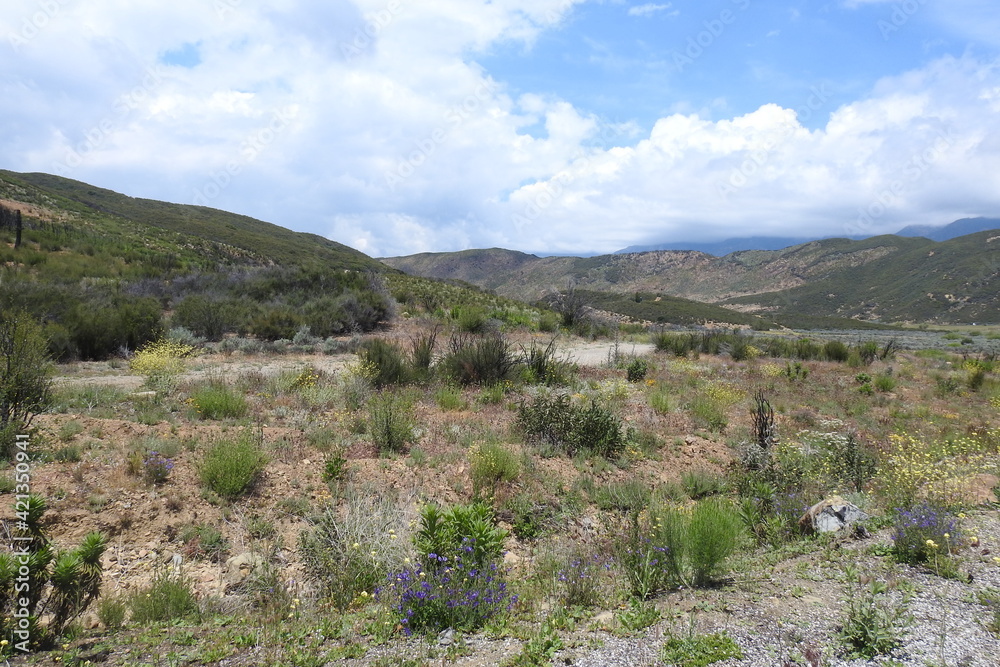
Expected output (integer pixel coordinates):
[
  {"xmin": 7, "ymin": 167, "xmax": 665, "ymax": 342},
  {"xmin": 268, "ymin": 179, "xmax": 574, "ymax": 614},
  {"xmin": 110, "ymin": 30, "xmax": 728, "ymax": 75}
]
[
  {"xmin": 798, "ymin": 496, "xmax": 869, "ymax": 534},
  {"xmin": 225, "ymin": 552, "xmax": 266, "ymax": 585}
]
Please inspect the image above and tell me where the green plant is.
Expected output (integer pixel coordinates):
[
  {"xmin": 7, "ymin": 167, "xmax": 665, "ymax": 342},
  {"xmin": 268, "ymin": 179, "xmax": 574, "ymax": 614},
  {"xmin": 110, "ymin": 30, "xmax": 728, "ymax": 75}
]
[
  {"xmin": 442, "ymin": 332, "xmax": 520, "ymax": 386},
  {"xmin": 686, "ymin": 498, "xmax": 744, "ymax": 587},
  {"xmin": 592, "ymin": 479, "xmax": 651, "ymax": 512},
  {"xmin": 615, "ymin": 598, "xmax": 660, "ymax": 634},
  {"xmin": 661, "ymin": 629, "xmax": 744, "ymax": 666},
  {"xmin": 95, "ymin": 593, "xmax": 127, "ymax": 629},
  {"xmin": 874, "ymin": 374, "xmax": 897, "ymax": 393},
  {"xmin": 179, "ymin": 524, "xmax": 229, "ymax": 562},
  {"xmin": 0, "ymin": 310, "xmax": 52, "ymax": 460},
  {"xmin": 300, "ymin": 488, "xmax": 411, "ymax": 608},
  {"xmin": 128, "ymin": 569, "xmax": 200, "ymax": 624},
  {"xmin": 838, "ymin": 576, "xmax": 913, "ymax": 659},
  {"xmin": 521, "ymin": 337, "xmax": 574, "ymax": 386},
  {"xmin": 367, "ymin": 390, "xmax": 416, "ymax": 454},
  {"xmin": 359, "ymin": 339, "xmax": 411, "ymax": 387},
  {"xmin": 624, "ymin": 357, "xmax": 648, "ymax": 383},
  {"xmin": 469, "ymin": 442, "xmax": 520, "ymax": 499},
  {"xmin": 322, "ymin": 449, "xmax": 348, "ymax": 483},
  {"xmin": 505, "ymin": 618, "xmax": 563, "ymax": 666},
  {"xmin": 0, "ymin": 496, "xmax": 107, "ymax": 648},
  {"xmin": 189, "ymin": 382, "xmax": 249, "ymax": 420},
  {"xmin": 689, "ymin": 396, "xmax": 727, "ymax": 433},
  {"xmin": 516, "ymin": 392, "xmax": 628, "ymax": 458},
  {"xmin": 434, "ymin": 385, "xmax": 468, "ymax": 411},
  {"xmin": 199, "ymin": 429, "xmax": 268, "ymax": 499},
  {"xmin": 142, "ymin": 450, "xmax": 174, "ymax": 485},
  {"xmin": 681, "ymin": 468, "xmax": 726, "ymax": 499},
  {"xmin": 57, "ymin": 420, "xmax": 84, "ymax": 442}
]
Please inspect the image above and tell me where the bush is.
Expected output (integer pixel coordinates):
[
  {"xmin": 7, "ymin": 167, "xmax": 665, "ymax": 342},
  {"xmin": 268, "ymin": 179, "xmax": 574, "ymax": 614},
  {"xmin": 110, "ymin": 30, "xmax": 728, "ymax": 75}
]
[
  {"xmin": 142, "ymin": 451, "xmax": 174, "ymax": 485},
  {"xmin": 179, "ymin": 524, "xmax": 229, "ymax": 562},
  {"xmin": 516, "ymin": 392, "xmax": 628, "ymax": 458},
  {"xmin": 441, "ymin": 332, "xmax": 520, "ymax": 386},
  {"xmin": 199, "ymin": 430, "xmax": 268, "ymax": 499},
  {"xmin": 189, "ymin": 382, "xmax": 248, "ymax": 420},
  {"xmin": 0, "ymin": 311, "xmax": 52, "ymax": 460},
  {"xmin": 681, "ymin": 468, "xmax": 726, "ymax": 499},
  {"xmin": 0, "ymin": 496, "xmax": 107, "ymax": 647},
  {"xmin": 873, "ymin": 374, "xmax": 896, "ymax": 393},
  {"xmin": 823, "ymin": 340, "xmax": 850, "ymax": 362},
  {"xmin": 521, "ymin": 338, "xmax": 574, "ymax": 386},
  {"xmin": 689, "ymin": 396, "xmax": 727, "ymax": 433},
  {"xmin": 359, "ymin": 339, "xmax": 410, "ymax": 388},
  {"xmin": 300, "ymin": 489, "xmax": 410, "ymax": 608},
  {"xmin": 626, "ymin": 357, "xmax": 649, "ymax": 383},
  {"xmin": 128, "ymin": 569, "xmax": 200, "ymax": 624},
  {"xmin": 368, "ymin": 391, "xmax": 416, "ymax": 454},
  {"xmin": 414, "ymin": 503, "xmax": 507, "ymax": 568},
  {"xmin": 469, "ymin": 442, "xmax": 520, "ymax": 498},
  {"xmin": 593, "ymin": 479, "xmax": 651, "ymax": 512},
  {"xmin": 661, "ymin": 631, "xmax": 744, "ymax": 667},
  {"xmin": 686, "ymin": 498, "xmax": 743, "ymax": 587}
]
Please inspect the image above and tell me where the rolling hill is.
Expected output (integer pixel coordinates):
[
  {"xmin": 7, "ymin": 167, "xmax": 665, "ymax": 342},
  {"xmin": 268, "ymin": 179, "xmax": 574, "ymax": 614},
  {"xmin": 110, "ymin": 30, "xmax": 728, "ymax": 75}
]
[{"xmin": 383, "ymin": 232, "xmax": 1000, "ymax": 325}]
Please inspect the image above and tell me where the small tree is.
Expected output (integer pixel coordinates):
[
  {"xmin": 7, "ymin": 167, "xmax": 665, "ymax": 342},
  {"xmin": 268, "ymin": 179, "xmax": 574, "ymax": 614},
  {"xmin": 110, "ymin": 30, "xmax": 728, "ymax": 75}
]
[
  {"xmin": 0, "ymin": 311, "xmax": 52, "ymax": 460},
  {"xmin": 0, "ymin": 203, "xmax": 22, "ymax": 249}
]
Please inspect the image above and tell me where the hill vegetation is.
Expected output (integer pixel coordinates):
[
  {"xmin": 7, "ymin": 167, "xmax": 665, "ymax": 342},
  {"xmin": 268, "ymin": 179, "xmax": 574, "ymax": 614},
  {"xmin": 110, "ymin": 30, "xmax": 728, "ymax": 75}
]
[{"xmin": 383, "ymin": 232, "xmax": 1000, "ymax": 325}]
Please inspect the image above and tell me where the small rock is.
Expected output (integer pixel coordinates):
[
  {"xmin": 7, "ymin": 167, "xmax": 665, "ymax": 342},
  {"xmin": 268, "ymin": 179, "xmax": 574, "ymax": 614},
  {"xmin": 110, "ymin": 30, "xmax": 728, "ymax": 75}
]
[
  {"xmin": 438, "ymin": 628, "xmax": 454, "ymax": 646},
  {"xmin": 798, "ymin": 496, "xmax": 869, "ymax": 534}
]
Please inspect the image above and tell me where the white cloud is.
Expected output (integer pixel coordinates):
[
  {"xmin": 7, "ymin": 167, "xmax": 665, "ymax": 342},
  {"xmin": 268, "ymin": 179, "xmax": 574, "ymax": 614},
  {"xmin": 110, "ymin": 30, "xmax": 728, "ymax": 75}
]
[
  {"xmin": 627, "ymin": 3, "xmax": 677, "ymax": 18},
  {"xmin": 2, "ymin": 2, "xmax": 1000, "ymax": 257}
]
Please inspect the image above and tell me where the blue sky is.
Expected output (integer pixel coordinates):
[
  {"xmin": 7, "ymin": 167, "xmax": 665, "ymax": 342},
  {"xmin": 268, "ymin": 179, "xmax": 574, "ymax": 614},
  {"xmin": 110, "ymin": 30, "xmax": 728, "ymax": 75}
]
[{"xmin": 2, "ymin": 0, "xmax": 999, "ymax": 256}]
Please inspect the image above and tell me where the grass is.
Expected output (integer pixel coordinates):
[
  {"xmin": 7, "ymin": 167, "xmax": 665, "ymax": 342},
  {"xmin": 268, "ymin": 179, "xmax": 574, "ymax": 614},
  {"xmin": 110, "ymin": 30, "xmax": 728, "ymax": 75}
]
[
  {"xmin": 198, "ymin": 430, "xmax": 268, "ymax": 499},
  {"xmin": 188, "ymin": 382, "xmax": 249, "ymax": 420}
]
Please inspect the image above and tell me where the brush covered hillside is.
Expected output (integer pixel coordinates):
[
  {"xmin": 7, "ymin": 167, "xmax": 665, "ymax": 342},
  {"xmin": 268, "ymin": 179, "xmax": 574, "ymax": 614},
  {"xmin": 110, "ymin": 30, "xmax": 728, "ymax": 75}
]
[
  {"xmin": 383, "ymin": 230, "xmax": 1000, "ymax": 326},
  {"xmin": 0, "ymin": 170, "xmax": 399, "ymax": 360}
]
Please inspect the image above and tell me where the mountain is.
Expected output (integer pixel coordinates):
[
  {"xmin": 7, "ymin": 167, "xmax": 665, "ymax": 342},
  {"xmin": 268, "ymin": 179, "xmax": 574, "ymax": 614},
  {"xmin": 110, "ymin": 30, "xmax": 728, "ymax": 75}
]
[
  {"xmin": 896, "ymin": 217, "xmax": 1000, "ymax": 241},
  {"xmin": 614, "ymin": 217, "xmax": 1000, "ymax": 255},
  {"xmin": 0, "ymin": 170, "xmax": 396, "ymax": 359},
  {"xmin": 383, "ymin": 232, "xmax": 1000, "ymax": 325}
]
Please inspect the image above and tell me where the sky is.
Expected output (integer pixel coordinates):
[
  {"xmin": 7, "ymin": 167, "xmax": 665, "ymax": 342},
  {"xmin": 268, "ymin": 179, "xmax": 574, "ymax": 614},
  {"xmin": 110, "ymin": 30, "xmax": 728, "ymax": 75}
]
[{"xmin": 2, "ymin": 0, "xmax": 1000, "ymax": 257}]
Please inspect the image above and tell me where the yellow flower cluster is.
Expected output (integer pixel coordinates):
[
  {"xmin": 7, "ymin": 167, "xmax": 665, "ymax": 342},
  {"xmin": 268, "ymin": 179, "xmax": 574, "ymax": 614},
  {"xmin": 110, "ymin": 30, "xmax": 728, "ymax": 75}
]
[
  {"xmin": 129, "ymin": 339, "xmax": 195, "ymax": 375},
  {"xmin": 291, "ymin": 366, "xmax": 321, "ymax": 390},
  {"xmin": 761, "ymin": 363, "xmax": 785, "ymax": 378},
  {"xmin": 991, "ymin": 395, "xmax": 1000, "ymax": 410},
  {"xmin": 880, "ymin": 433, "xmax": 990, "ymax": 506},
  {"xmin": 705, "ymin": 382, "xmax": 745, "ymax": 407}
]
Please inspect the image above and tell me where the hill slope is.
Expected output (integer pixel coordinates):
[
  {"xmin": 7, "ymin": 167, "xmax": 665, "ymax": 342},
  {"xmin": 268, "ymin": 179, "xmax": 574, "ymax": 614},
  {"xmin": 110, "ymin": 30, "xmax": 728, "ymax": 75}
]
[{"xmin": 383, "ymin": 233, "xmax": 1000, "ymax": 324}]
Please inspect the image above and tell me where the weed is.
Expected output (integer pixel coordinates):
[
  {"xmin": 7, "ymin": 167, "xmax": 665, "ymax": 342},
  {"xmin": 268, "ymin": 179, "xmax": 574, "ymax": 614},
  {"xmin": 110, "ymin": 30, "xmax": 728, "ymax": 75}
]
[
  {"xmin": 179, "ymin": 523, "xmax": 229, "ymax": 562},
  {"xmin": 469, "ymin": 442, "xmax": 520, "ymax": 499},
  {"xmin": 199, "ymin": 429, "xmax": 268, "ymax": 500},
  {"xmin": 838, "ymin": 575, "xmax": 913, "ymax": 659},
  {"xmin": 368, "ymin": 391, "xmax": 417, "ymax": 454},
  {"xmin": 128, "ymin": 569, "xmax": 200, "ymax": 624},
  {"xmin": 660, "ymin": 628, "xmax": 744, "ymax": 666},
  {"xmin": 189, "ymin": 382, "xmax": 249, "ymax": 420},
  {"xmin": 681, "ymin": 468, "xmax": 726, "ymax": 500},
  {"xmin": 615, "ymin": 598, "xmax": 660, "ymax": 634},
  {"xmin": 142, "ymin": 450, "xmax": 174, "ymax": 485}
]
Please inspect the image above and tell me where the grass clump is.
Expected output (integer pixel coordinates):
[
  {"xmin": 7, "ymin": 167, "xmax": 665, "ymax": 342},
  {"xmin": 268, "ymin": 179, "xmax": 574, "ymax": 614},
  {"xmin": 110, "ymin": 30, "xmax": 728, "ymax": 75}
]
[
  {"xmin": 469, "ymin": 442, "xmax": 520, "ymax": 499},
  {"xmin": 199, "ymin": 430, "xmax": 268, "ymax": 500},
  {"xmin": 128, "ymin": 569, "xmax": 200, "ymax": 624},
  {"xmin": 367, "ymin": 391, "xmax": 417, "ymax": 454},
  {"xmin": 188, "ymin": 382, "xmax": 248, "ymax": 420}
]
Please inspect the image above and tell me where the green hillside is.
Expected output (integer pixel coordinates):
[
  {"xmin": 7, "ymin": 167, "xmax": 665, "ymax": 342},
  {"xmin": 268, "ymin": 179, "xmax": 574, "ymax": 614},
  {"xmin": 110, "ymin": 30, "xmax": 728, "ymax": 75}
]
[{"xmin": 0, "ymin": 171, "xmax": 395, "ymax": 360}]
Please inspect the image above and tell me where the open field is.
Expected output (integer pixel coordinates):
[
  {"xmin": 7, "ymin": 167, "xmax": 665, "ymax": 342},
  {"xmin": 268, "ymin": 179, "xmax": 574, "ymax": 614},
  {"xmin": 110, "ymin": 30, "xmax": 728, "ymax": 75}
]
[{"xmin": 3, "ymin": 322, "xmax": 1000, "ymax": 667}]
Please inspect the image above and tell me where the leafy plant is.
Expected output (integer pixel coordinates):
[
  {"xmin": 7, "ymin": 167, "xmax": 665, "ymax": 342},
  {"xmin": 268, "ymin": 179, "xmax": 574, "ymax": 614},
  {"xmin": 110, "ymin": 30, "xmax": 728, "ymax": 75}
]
[
  {"xmin": 367, "ymin": 390, "xmax": 416, "ymax": 454},
  {"xmin": 441, "ymin": 332, "xmax": 520, "ymax": 386},
  {"xmin": 199, "ymin": 429, "xmax": 268, "ymax": 499},
  {"xmin": 0, "ymin": 310, "xmax": 52, "ymax": 460},
  {"xmin": 179, "ymin": 524, "xmax": 229, "ymax": 562},
  {"xmin": 661, "ymin": 629, "xmax": 744, "ymax": 666},
  {"xmin": 625, "ymin": 357, "xmax": 649, "ymax": 383},
  {"xmin": 891, "ymin": 501, "xmax": 958, "ymax": 566},
  {"xmin": 838, "ymin": 576, "xmax": 913, "ymax": 659},
  {"xmin": 414, "ymin": 502, "xmax": 507, "ymax": 569},
  {"xmin": 516, "ymin": 391, "xmax": 628, "ymax": 458},
  {"xmin": 142, "ymin": 450, "xmax": 174, "ymax": 485}
]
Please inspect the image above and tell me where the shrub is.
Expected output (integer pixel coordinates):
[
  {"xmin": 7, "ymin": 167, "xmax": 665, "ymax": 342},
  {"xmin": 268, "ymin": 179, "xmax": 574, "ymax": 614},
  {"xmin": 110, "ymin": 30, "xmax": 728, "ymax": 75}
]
[
  {"xmin": 434, "ymin": 385, "xmax": 468, "ymax": 411},
  {"xmin": 681, "ymin": 468, "xmax": 726, "ymax": 499},
  {"xmin": 626, "ymin": 357, "xmax": 649, "ymax": 382},
  {"xmin": 661, "ymin": 631, "xmax": 744, "ymax": 667},
  {"xmin": 188, "ymin": 382, "xmax": 248, "ymax": 420},
  {"xmin": 379, "ymin": 555, "xmax": 515, "ymax": 635},
  {"xmin": 469, "ymin": 442, "xmax": 520, "ymax": 498},
  {"xmin": 686, "ymin": 498, "xmax": 744, "ymax": 587},
  {"xmin": 367, "ymin": 391, "xmax": 416, "ymax": 454},
  {"xmin": 689, "ymin": 396, "xmax": 727, "ymax": 433},
  {"xmin": 554, "ymin": 548, "xmax": 612, "ymax": 608},
  {"xmin": 359, "ymin": 339, "xmax": 410, "ymax": 388},
  {"xmin": 0, "ymin": 310, "xmax": 52, "ymax": 460},
  {"xmin": 199, "ymin": 430, "xmax": 268, "ymax": 500},
  {"xmin": 95, "ymin": 593, "xmax": 127, "ymax": 629},
  {"xmin": 891, "ymin": 502, "xmax": 958, "ymax": 566},
  {"xmin": 873, "ymin": 374, "xmax": 896, "ymax": 393},
  {"xmin": 593, "ymin": 479, "xmax": 652, "ymax": 512},
  {"xmin": 300, "ymin": 489, "xmax": 411, "ymax": 608},
  {"xmin": 0, "ymin": 496, "xmax": 107, "ymax": 647},
  {"xmin": 128, "ymin": 569, "xmax": 200, "ymax": 624},
  {"xmin": 516, "ymin": 392, "xmax": 628, "ymax": 458},
  {"xmin": 615, "ymin": 511, "xmax": 678, "ymax": 599},
  {"xmin": 130, "ymin": 338, "xmax": 193, "ymax": 393},
  {"xmin": 521, "ymin": 337, "xmax": 574, "ymax": 386},
  {"xmin": 441, "ymin": 332, "xmax": 520, "ymax": 386},
  {"xmin": 321, "ymin": 449, "xmax": 348, "ymax": 483},
  {"xmin": 823, "ymin": 340, "xmax": 850, "ymax": 362}
]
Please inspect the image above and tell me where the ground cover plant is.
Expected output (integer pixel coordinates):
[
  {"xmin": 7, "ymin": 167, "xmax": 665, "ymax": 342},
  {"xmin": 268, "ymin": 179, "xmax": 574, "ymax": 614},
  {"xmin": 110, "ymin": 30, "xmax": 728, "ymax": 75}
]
[{"xmin": 2, "ymin": 314, "xmax": 1000, "ymax": 666}]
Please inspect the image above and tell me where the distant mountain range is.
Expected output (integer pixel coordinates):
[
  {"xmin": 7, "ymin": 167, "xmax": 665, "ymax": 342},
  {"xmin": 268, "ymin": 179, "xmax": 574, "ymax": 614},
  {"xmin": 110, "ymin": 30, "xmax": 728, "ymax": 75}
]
[
  {"xmin": 615, "ymin": 217, "xmax": 1000, "ymax": 255},
  {"xmin": 383, "ymin": 228, "xmax": 1000, "ymax": 325}
]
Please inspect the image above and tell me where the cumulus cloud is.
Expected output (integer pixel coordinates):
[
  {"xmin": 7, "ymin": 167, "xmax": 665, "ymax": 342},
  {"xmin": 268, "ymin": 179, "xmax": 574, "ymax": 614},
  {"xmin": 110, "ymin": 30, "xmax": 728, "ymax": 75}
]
[{"xmin": 1, "ymin": 1, "xmax": 999, "ymax": 257}]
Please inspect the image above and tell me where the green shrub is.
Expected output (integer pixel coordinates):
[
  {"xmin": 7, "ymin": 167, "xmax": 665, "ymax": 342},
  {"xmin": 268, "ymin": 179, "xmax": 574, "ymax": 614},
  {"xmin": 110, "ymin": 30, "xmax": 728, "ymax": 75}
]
[
  {"xmin": 300, "ymin": 489, "xmax": 410, "ymax": 608},
  {"xmin": 0, "ymin": 310, "xmax": 53, "ymax": 460},
  {"xmin": 414, "ymin": 502, "xmax": 507, "ymax": 568},
  {"xmin": 179, "ymin": 524, "xmax": 229, "ymax": 562},
  {"xmin": 626, "ymin": 357, "xmax": 649, "ymax": 382},
  {"xmin": 521, "ymin": 338, "xmax": 574, "ymax": 386},
  {"xmin": 648, "ymin": 386, "xmax": 672, "ymax": 415},
  {"xmin": 689, "ymin": 397, "xmax": 727, "ymax": 433},
  {"xmin": 516, "ymin": 392, "xmax": 628, "ymax": 458},
  {"xmin": 95, "ymin": 593, "xmax": 127, "ymax": 629},
  {"xmin": 434, "ymin": 385, "xmax": 468, "ymax": 411},
  {"xmin": 189, "ymin": 382, "xmax": 248, "ymax": 420},
  {"xmin": 359, "ymin": 339, "xmax": 410, "ymax": 387},
  {"xmin": 823, "ymin": 340, "xmax": 850, "ymax": 362},
  {"xmin": 681, "ymin": 468, "xmax": 726, "ymax": 499},
  {"xmin": 593, "ymin": 479, "xmax": 651, "ymax": 512},
  {"xmin": 686, "ymin": 498, "xmax": 743, "ymax": 587},
  {"xmin": 128, "ymin": 569, "xmax": 200, "ymax": 624},
  {"xmin": 469, "ymin": 442, "xmax": 520, "ymax": 498},
  {"xmin": 321, "ymin": 449, "xmax": 348, "ymax": 483},
  {"xmin": 441, "ymin": 332, "xmax": 520, "ymax": 386},
  {"xmin": 661, "ymin": 630, "xmax": 744, "ymax": 667},
  {"xmin": 368, "ymin": 391, "xmax": 416, "ymax": 454},
  {"xmin": 199, "ymin": 430, "xmax": 268, "ymax": 499},
  {"xmin": 873, "ymin": 374, "xmax": 896, "ymax": 393}
]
